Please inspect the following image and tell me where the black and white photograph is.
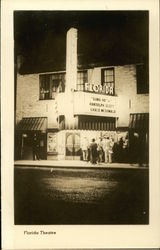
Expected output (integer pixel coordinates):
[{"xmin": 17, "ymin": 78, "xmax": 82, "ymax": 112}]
[
  {"xmin": 1, "ymin": 0, "xmax": 160, "ymax": 249},
  {"xmin": 14, "ymin": 10, "xmax": 149, "ymax": 225}
]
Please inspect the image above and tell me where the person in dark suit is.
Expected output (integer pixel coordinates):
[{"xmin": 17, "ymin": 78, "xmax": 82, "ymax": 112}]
[
  {"xmin": 90, "ymin": 138, "xmax": 98, "ymax": 164},
  {"xmin": 32, "ymin": 133, "xmax": 40, "ymax": 160}
]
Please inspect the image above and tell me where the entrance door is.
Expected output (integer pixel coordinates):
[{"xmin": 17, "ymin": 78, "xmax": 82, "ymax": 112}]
[
  {"xmin": 21, "ymin": 133, "xmax": 47, "ymax": 160},
  {"xmin": 22, "ymin": 134, "xmax": 33, "ymax": 160},
  {"xmin": 66, "ymin": 132, "xmax": 81, "ymax": 160}
]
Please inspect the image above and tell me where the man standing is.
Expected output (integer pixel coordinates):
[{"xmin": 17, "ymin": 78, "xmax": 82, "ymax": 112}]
[
  {"xmin": 97, "ymin": 138, "xmax": 104, "ymax": 163},
  {"xmin": 104, "ymin": 137, "xmax": 111, "ymax": 163},
  {"xmin": 109, "ymin": 138, "xmax": 114, "ymax": 163},
  {"xmin": 81, "ymin": 137, "xmax": 89, "ymax": 161},
  {"xmin": 32, "ymin": 133, "xmax": 40, "ymax": 160},
  {"xmin": 90, "ymin": 138, "xmax": 98, "ymax": 164}
]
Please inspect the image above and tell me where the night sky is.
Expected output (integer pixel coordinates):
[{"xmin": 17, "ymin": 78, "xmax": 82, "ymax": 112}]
[{"xmin": 14, "ymin": 11, "xmax": 149, "ymax": 74}]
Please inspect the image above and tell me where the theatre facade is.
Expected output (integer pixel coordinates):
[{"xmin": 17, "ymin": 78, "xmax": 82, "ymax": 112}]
[{"xmin": 15, "ymin": 28, "xmax": 149, "ymax": 162}]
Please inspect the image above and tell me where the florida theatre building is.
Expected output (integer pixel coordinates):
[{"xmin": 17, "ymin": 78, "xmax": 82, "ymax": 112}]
[{"xmin": 15, "ymin": 28, "xmax": 149, "ymax": 163}]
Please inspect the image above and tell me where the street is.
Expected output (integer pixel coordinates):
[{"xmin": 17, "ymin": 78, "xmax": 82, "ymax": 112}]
[{"xmin": 14, "ymin": 166, "xmax": 149, "ymax": 225}]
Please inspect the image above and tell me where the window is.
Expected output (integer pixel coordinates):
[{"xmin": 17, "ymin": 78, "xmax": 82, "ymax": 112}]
[
  {"xmin": 47, "ymin": 133, "xmax": 57, "ymax": 154},
  {"xmin": 101, "ymin": 68, "xmax": 115, "ymax": 96},
  {"xmin": 77, "ymin": 70, "xmax": 88, "ymax": 91},
  {"xmin": 136, "ymin": 64, "xmax": 149, "ymax": 94},
  {"xmin": 59, "ymin": 115, "xmax": 65, "ymax": 130},
  {"xmin": 39, "ymin": 73, "xmax": 65, "ymax": 100}
]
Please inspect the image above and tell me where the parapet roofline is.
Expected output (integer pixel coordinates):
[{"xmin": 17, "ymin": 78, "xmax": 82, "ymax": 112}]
[{"xmin": 18, "ymin": 62, "xmax": 145, "ymax": 75}]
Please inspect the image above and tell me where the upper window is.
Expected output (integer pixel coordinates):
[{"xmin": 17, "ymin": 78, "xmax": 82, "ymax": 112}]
[
  {"xmin": 136, "ymin": 64, "xmax": 149, "ymax": 94},
  {"xmin": 77, "ymin": 70, "xmax": 88, "ymax": 91},
  {"xmin": 101, "ymin": 68, "xmax": 115, "ymax": 96},
  {"xmin": 39, "ymin": 73, "xmax": 65, "ymax": 100}
]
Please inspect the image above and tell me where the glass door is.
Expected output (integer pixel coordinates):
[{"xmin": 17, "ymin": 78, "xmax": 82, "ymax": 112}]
[{"xmin": 66, "ymin": 132, "xmax": 81, "ymax": 160}]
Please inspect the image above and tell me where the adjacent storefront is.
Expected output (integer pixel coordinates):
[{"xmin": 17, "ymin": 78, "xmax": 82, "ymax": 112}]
[{"xmin": 16, "ymin": 117, "xmax": 48, "ymax": 160}]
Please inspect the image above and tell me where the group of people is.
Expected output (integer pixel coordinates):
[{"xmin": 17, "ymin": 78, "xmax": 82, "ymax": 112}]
[
  {"xmin": 81, "ymin": 136, "xmax": 129, "ymax": 164},
  {"xmin": 81, "ymin": 137, "xmax": 115, "ymax": 164}
]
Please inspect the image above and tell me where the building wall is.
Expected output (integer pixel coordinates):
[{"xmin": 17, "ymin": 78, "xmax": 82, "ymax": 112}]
[
  {"xmin": 16, "ymin": 64, "xmax": 149, "ymax": 129},
  {"xmin": 115, "ymin": 65, "xmax": 149, "ymax": 126},
  {"xmin": 16, "ymin": 74, "xmax": 58, "ymax": 128}
]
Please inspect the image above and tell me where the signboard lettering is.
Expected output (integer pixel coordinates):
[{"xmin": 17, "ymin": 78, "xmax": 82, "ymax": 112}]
[
  {"xmin": 85, "ymin": 82, "xmax": 114, "ymax": 95},
  {"xmin": 74, "ymin": 92, "xmax": 117, "ymax": 117}
]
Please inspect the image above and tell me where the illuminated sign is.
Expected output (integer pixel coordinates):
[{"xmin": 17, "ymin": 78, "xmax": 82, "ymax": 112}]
[
  {"xmin": 85, "ymin": 82, "xmax": 114, "ymax": 95},
  {"xmin": 74, "ymin": 92, "xmax": 117, "ymax": 117}
]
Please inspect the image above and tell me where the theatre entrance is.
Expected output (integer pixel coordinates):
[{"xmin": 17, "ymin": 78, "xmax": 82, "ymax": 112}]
[{"xmin": 65, "ymin": 132, "xmax": 81, "ymax": 160}]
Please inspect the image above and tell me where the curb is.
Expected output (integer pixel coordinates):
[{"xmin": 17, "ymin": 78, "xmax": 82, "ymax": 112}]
[{"xmin": 14, "ymin": 163, "xmax": 149, "ymax": 170}]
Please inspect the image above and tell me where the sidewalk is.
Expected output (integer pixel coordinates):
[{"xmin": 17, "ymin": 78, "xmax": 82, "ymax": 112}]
[{"xmin": 14, "ymin": 160, "xmax": 148, "ymax": 170}]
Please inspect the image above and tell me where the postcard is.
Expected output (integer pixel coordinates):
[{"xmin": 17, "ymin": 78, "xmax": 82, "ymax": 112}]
[{"xmin": 1, "ymin": 0, "xmax": 160, "ymax": 249}]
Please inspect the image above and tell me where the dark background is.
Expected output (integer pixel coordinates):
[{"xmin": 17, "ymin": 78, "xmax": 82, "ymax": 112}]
[{"xmin": 14, "ymin": 11, "xmax": 149, "ymax": 74}]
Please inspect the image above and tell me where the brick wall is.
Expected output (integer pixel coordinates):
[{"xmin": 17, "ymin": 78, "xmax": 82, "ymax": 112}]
[
  {"xmin": 87, "ymin": 64, "xmax": 149, "ymax": 127},
  {"xmin": 16, "ymin": 64, "xmax": 149, "ymax": 129},
  {"xmin": 115, "ymin": 65, "xmax": 149, "ymax": 126},
  {"xmin": 16, "ymin": 74, "xmax": 58, "ymax": 128}
]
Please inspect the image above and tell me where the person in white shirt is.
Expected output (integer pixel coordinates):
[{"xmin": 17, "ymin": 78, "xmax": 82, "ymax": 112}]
[
  {"xmin": 81, "ymin": 137, "xmax": 89, "ymax": 161},
  {"xmin": 109, "ymin": 138, "xmax": 114, "ymax": 163},
  {"xmin": 104, "ymin": 137, "xmax": 111, "ymax": 163},
  {"xmin": 97, "ymin": 138, "xmax": 104, "ymax": 163}
]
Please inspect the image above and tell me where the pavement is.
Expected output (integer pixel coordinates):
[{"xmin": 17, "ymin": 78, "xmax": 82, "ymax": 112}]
[{"xmin": 14, "ymin": 160, "xmax": 149, "ymax": 170}]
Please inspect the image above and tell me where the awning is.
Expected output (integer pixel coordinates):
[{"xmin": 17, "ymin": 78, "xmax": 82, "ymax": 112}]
[
  {"xmin": 129, "ymin": 113, "xmax": 149, "ymax": 130},
  {"xmin": 17, "ymin": 117, "xmax": 47, "ymax": 132}
]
